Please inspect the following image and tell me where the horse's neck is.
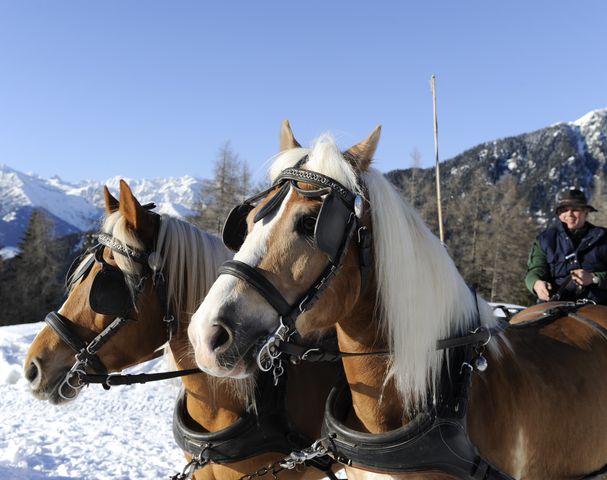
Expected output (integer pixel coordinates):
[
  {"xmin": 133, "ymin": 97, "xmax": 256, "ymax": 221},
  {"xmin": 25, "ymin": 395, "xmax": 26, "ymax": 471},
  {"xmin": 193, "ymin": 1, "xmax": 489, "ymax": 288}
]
[
  {"xmin": 170, "ymin": 329, "xmax": 245, "ymax": 432},
  {"xmin": 336, "ymin": 289, "xmax": 408, "ymax": 433}
]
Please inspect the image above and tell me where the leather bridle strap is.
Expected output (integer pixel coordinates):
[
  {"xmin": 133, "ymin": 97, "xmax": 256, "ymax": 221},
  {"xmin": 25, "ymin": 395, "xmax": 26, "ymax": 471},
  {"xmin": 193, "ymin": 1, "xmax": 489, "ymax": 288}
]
[
  {"xmin": 219, "ymin": 261, "xmax": 292, "ymax": 317},
  {"xmin": 45, "ymin": 311, "xmax": 108, "ymax": 375}
]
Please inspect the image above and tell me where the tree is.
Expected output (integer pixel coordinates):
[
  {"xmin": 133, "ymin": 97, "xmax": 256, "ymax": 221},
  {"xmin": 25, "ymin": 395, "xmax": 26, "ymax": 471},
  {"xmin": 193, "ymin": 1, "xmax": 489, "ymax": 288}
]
[
  {"xmin": 408, "ymin": 147, "xmax": 422, "ymax": 208},
  {"xmin": 1, "ymin": 210, "xmax": 66, "ymax": 325},
  {"xmin": 192, "ymin": 142, "xmax": 252, "ymax": 234}
]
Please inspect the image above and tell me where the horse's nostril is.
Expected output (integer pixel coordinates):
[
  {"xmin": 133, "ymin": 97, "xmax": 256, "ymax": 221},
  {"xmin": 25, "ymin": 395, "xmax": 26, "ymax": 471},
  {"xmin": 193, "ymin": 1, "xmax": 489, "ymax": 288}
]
[
  {"xmin": 25, "ymin": 361, "xmax": 39, "ymax": 384},
  {"xmin": 210, "ymin": 324, "xmax": 232, "ymax": 353}
]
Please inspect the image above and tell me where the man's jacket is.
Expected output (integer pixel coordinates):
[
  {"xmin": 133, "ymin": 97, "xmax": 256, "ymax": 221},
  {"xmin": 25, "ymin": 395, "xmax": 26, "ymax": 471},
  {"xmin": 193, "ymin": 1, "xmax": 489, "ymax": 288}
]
[{"xmin": 526, "ymin": 222, "xmax": 607, "ymax": 303}]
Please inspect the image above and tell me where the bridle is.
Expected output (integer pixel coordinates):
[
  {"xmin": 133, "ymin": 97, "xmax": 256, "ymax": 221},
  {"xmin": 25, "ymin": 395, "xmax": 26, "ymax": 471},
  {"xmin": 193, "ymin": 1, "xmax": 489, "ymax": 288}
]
[
  {"xmin": 45, "ymin": 209, "xmax": 190, "ymax": 400},
  {"xmin": 220, "ymin": 157, "xmax": 496, "ymax": 382},
  {"xmin": 219, "ymin": 156, "xmax": 374, "ymax": 383}
]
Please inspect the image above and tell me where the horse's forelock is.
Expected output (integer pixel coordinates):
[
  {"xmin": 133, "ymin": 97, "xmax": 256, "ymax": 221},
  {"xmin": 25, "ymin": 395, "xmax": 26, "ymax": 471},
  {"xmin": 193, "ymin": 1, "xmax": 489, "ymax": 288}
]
[
  {"xmin": 270, "ymin": 135, "xmax": 361, "ymax": 195},
  {"xmin": 362, "ymin": 168, "xmax": 499, "ymax": 412}
]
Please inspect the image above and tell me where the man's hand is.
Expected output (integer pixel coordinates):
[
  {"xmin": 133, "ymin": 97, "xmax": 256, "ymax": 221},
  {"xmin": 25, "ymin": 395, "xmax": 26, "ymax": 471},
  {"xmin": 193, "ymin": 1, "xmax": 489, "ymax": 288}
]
[
  {"xmin": 571, "ymin": 269, "xmax": 595, "ymax": 287},
  {"xmin": 533, "ymin": 280, "xmax": 552, "ymax": 301}
]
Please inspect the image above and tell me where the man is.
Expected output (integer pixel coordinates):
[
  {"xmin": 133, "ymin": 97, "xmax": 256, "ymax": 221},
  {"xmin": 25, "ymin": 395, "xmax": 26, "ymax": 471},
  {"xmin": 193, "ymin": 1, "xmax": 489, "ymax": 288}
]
[{"xmin": 525, "ymin": 188, "xmax": 607, "ymax": 303}]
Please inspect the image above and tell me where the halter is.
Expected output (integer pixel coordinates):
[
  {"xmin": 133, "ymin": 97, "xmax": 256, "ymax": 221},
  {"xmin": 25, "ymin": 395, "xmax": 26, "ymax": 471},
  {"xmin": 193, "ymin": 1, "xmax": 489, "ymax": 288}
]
[
  {"xmin": 220, "ymin": 156, "xmax": 373, "ymax": 383},
  {"xmin": 45, "ymin": 209, "xmax": 181, "ymax": 400}
]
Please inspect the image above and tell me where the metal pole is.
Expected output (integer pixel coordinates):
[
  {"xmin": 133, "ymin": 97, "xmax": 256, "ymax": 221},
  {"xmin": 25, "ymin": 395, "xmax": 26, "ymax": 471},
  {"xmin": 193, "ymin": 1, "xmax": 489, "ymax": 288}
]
[{"xmin": 431, "ymin": 74, "xmax": 445, "ymax": 244}]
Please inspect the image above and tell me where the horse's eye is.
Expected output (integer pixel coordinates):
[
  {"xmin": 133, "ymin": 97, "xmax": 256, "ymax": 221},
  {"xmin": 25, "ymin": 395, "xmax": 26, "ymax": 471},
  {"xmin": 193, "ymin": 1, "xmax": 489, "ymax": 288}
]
[{"xmin": 299, "ymin": 216, "xmax": 317, "ymax": 237}]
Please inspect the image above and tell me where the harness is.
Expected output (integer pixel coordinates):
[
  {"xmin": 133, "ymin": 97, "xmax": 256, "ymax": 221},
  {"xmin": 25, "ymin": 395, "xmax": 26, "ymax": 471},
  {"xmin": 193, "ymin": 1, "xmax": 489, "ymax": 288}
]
[
  {"xmin": 48, "ymin": 208, "xmax": 339, "ymax": 480},
  {"xmin": 45, "ymin": 207, "xmax": 183, "ymax": 399},
  {"xmin": 220, "ymin": 157, "xmax": 373, "ymax": 384},
  {"xmin": 320, "ymin": 323, "xmax": 511, "ymax": 480},
  {"xmin": 171, "ymin": 369, "xmax": 338, "ymax": 480},
  {"xmin": 218, "ymin": 157, "xmax": 514, "ymax": 478}
]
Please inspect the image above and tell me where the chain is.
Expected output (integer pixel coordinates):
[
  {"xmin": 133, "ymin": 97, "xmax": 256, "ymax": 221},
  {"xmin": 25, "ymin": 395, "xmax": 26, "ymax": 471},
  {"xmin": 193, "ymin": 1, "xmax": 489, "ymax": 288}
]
[
  {"xmin": 256, "ymin": 319, "xmax": 290, "ymax": 385},
  {"xmin": 170, "ymin": 445, "xmax": 210, "ymax": 480},
  {"xmin": 239, "ymin": 438, "xmax": 330, "ymax": 480}
]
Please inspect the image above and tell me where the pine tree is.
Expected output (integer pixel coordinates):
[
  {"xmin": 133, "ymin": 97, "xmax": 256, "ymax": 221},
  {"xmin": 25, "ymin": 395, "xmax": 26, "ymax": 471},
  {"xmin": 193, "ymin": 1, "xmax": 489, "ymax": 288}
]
[{"xmin": 2, "ymin": 209, "xmax": 65, "ymax": 325}]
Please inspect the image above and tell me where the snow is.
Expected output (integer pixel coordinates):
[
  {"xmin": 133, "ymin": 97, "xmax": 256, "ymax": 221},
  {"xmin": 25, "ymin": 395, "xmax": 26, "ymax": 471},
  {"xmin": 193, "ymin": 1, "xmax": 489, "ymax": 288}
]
[
  {"xmin": 0, "ymin": 323, "xmax": 344, "ymax": 480},
  {"xmin": 0, "ymin": 166, "xmax": 207, "ymax": 250},
  {"xmin": 0, "ymin": 246, "xmax": 19, "ymax": 260},
  {"xmin": 0, "ymin": 322, "xmax": 186, "ymax": 480}
]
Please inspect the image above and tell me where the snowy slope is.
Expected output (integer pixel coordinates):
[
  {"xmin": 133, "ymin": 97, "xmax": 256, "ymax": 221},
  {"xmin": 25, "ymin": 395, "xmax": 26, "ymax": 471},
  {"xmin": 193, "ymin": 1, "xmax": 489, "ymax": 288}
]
[{"xmin": 0, "ymin": 322, "xmax": 184, "ymax": 480}]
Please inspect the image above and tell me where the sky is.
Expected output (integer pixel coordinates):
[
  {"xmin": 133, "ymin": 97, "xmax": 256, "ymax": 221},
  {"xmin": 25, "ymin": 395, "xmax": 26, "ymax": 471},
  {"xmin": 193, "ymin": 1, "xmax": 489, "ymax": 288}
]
[{"xmin": 1, "ymin": 1, "xmax": 606, "ymax": 184}]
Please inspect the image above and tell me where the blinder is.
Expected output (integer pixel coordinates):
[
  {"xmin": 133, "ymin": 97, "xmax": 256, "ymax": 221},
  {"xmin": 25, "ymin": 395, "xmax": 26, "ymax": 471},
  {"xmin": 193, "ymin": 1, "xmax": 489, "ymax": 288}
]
[
  {"xmin": 65, "ymin": 253, "xmax": 96, "ymax": 290},
  {"xmin": 222, "ymin": 162, "xmax": 357, "ymax": 263},
  {"xmin": 223, "ymin": 203, "xmax": 254, "ymax": 252},
  {"xmin": 315, "ymin": 192, "xmax": 354, "ymax": 262},
  {"xmin": 89, "ymin": 261, "xmax": 135, "ymax": 317}
]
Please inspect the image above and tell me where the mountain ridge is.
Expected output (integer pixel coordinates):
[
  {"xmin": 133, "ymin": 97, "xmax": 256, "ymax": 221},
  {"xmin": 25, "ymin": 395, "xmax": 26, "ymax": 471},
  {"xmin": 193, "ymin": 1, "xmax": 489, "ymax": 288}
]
[{"xmin": 2, "ymin": 107, "xmax": 606, "ymax": 257}]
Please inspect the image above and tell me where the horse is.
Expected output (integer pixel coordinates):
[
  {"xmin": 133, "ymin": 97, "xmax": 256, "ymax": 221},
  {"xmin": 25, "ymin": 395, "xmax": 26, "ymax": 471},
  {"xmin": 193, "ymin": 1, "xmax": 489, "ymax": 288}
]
[
  {"xmin": 188, "ymin": 120, "xmax": 607, "ymax": 480},
  {"xmin": 23, "ymin": 179, "xmax": 342, "ymax": 480}
]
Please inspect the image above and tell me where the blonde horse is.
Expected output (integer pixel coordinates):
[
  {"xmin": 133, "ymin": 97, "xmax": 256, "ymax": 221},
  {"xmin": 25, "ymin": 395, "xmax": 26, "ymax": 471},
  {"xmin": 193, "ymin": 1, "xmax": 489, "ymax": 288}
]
[
  {"xmin": 24, "ymin": 180, "xmax": 341, "ymax": 480},
  {"xmin": 189, "ymin": 121, "xmax": 607, "ymax": 479}
]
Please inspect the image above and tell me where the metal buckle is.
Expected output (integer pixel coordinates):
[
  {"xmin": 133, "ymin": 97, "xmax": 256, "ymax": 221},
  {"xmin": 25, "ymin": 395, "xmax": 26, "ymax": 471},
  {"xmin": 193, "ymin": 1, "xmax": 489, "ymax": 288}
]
[
  {"xmin": 256, "ymin": 318, "xmax": 291, "ymax": 385},
  {"xmin": 58, "ymin": 359, "xmax": 87, "ymax": 401}
]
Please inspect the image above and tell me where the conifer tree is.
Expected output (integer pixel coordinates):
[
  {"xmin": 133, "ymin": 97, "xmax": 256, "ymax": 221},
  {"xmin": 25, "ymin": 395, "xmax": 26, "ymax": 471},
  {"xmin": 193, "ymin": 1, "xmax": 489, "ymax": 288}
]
[{"xmin": 3, "ymin": 209, "xmax": 65, "ymax": 325}]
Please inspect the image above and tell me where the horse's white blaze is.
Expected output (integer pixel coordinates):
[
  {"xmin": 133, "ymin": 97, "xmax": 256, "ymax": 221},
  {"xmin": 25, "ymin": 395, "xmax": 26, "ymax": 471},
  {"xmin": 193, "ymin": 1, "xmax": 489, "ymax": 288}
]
[{"xmin": 188, "ymin": 190, "xmax": 294, "ymax": 375}]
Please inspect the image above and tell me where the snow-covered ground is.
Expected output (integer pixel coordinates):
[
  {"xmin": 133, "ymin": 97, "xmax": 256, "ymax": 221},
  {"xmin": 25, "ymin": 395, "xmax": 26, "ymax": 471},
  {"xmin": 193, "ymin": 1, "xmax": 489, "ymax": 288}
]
[
  {"xmin": 0, "ymin": 322, "xmax": 345, "ymax": 480},
  {"xmin": 0, "ymin": 322, "xmax": 185, "ymax": 480}
]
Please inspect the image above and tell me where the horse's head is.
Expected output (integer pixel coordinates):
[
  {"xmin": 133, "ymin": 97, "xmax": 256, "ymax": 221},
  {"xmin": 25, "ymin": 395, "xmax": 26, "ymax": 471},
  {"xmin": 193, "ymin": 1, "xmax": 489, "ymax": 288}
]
[
  {"xmin": 189, "ymin": 121, "xmax": 380, "ymax": 378},
  {"xmin": 24, "ymin": 181, "xmax": 169, "ymax": 404}
]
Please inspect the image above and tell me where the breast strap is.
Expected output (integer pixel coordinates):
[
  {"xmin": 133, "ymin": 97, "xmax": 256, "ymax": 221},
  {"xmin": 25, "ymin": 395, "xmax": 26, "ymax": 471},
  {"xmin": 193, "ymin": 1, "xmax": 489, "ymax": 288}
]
[
  {"xmin": 172, "ymin": 370, "xmax": 311, "ymax": 464},
  {"xmin": 320, "ymin": 314, "xmax": 513, "ymax": 480}
]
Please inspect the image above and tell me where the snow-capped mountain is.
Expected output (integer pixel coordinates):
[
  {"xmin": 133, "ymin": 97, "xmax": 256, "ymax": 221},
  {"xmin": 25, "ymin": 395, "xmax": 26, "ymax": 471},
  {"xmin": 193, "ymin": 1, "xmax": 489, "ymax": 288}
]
[
  {"xmin": 387, "ymin": 107, "xmax": 607, "ymax": 220},
  {"xmin": 0, "ymin": 167, "xmax": 208, "ymax": 253}
]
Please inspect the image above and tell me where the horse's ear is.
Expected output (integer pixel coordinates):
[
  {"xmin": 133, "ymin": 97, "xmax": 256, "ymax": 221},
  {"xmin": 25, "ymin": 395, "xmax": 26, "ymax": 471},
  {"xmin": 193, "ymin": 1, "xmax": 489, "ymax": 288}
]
[
  {"xmin": 118, "ymin": 180, "xmax": 156, "ymax": 244},
  {"xmin": 280, "ymin": 119, "xmax": 301, "ymax": 151},
  {"xmin": 343, "ymin": 125, "xmax": 381, "ymax": 172},
  {"xmin": 103, "ymin": 186, "xmax": 119, "ymax": 214}
]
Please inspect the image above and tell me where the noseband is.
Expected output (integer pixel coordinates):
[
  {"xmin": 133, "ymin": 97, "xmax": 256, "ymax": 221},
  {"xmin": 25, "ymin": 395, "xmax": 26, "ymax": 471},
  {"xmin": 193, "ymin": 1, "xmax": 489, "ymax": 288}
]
[{"xmin": 220, "ymin": 157, "xmax": 373, "ymax": 383}]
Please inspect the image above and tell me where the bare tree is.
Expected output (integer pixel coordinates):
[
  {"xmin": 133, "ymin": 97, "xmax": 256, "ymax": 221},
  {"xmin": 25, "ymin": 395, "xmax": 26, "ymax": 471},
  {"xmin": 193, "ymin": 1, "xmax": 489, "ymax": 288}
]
[
  {"xmin": 192, "ymin": 142, "xmax": 251, "ymax": 234},
  {"xmin": 409, "ymin": 147, "xmax": 422, "ymax": 207}
]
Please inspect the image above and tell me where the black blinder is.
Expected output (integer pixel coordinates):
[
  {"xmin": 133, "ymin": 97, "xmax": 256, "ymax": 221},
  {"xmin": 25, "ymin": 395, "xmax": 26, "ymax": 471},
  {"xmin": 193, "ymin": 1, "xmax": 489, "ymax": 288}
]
[
  {"xmin": 223, "ymin": 203, "xmax": 254, "ymax": 252},
  {"xmin": 315, "ymin": 192, "xmax": 353, "ymax": 262},
  {"xmin": 65, "ymin": 253, "xmax": 96, "ymax": 290},
  {"xmin": 89, "ymin": 267, "xmax": 134, "ymax": 316}
]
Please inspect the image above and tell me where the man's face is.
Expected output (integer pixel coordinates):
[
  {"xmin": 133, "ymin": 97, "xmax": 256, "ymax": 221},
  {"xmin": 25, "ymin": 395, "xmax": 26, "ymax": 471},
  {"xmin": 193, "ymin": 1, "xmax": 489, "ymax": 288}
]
[{"xmin": 558, "ymin": 207, "xmax": 588, "ymax": 230}]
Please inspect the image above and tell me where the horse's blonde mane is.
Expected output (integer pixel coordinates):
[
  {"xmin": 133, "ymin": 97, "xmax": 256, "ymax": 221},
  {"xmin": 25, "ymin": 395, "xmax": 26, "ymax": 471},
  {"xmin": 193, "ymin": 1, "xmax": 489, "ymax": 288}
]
[
  {"xmin": 273, "ymin": 135, "xmax": 498, "ymax": 412},
  {"xmin": 100, "ymin": 212, "xmax": 255, "ymax": 403}
]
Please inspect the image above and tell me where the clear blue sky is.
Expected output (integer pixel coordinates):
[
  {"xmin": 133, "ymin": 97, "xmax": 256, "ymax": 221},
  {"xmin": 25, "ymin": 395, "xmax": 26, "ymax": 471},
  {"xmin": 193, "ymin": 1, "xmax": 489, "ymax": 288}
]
[{"xmin": 1, "ymin": 1, "xmax": 606, "ymax": 184}]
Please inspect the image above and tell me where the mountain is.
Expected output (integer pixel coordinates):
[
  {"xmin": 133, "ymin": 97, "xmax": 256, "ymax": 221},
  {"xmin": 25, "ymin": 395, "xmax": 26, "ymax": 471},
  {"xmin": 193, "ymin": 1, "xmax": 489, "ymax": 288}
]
[
  {"xmin": 2, "ymin": 107, "xmax": 606, "ymax": 267},
  {"xmin": 385, "ymin": 108, "xmax": 607, "ymax": 305},
  {"xmin": 0, "ymin": 166, "xmax": 209, "ymax": 255},
  {"xmin": 387, "ymin": 107, "xmax": 607, "ymax": 223}
]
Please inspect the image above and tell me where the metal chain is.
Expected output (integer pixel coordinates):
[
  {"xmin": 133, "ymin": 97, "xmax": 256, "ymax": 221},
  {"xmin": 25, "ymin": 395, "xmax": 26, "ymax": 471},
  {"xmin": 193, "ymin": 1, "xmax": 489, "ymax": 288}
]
[
  {"xmin": 238, "ymin": 438, "xmax": 330, "ymax": 480},
  {"xmin": 170, "ymin": 445, "xmax": 210, "ymax": 480}
]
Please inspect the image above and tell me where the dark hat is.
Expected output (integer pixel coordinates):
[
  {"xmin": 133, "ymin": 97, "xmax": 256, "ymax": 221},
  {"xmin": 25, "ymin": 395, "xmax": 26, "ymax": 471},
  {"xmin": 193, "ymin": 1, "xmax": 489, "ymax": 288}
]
[{"xmin": 555, "ymin": 188, "xmax": 597, "ymax": 214}]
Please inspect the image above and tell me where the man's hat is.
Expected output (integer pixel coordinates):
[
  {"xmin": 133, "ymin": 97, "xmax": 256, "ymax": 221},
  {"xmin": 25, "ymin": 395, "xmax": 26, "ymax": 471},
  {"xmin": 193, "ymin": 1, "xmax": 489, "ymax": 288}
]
[{"xmin": 555, "ymin": 188, "xmax": 597, "ymax": 214}]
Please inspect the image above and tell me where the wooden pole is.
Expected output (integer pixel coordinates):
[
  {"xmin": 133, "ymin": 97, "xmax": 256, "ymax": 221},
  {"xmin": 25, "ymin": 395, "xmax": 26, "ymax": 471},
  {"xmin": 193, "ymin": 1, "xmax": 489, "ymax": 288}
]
[{"xmin": 431, "ymin": 74, "xmax": 445, "ymax": 244}]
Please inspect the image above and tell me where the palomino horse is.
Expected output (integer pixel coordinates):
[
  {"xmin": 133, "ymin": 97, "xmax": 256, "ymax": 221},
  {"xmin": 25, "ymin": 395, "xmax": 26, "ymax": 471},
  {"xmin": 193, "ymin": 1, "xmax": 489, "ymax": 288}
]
[
  {"xmin": 188, "ymin": 121, "xmax": 607, "ymax": 480},
  {"xmin": 23, "ymin": 180, "xmax": 341, "ymax": 480}
]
